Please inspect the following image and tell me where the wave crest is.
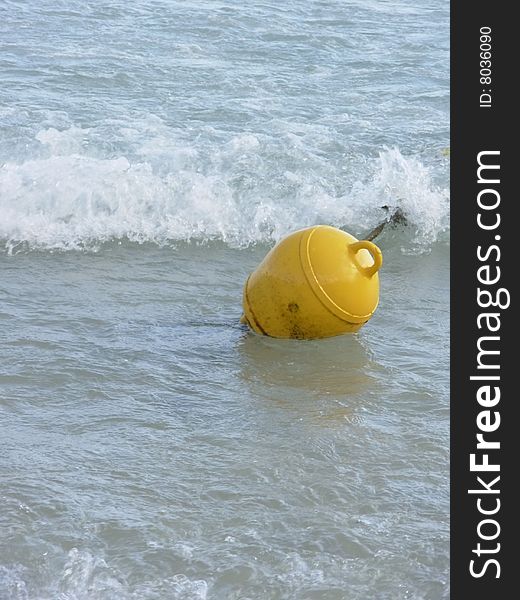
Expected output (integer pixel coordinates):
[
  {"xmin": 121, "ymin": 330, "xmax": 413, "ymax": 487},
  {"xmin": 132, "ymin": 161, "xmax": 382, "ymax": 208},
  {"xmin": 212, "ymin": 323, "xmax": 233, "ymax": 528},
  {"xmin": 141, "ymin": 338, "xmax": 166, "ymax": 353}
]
[{"xmin": 1, "ymin": 126, "xmax": 449, "ymax": 253}]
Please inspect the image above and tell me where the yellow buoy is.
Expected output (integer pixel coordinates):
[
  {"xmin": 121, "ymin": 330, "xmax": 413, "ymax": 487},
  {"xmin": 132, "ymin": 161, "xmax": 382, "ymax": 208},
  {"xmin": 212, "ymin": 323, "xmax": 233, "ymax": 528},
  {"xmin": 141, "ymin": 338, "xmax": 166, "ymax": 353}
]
[{"xmin": 241, "ymin": 225, "xmax": 383, "ymax": 339}]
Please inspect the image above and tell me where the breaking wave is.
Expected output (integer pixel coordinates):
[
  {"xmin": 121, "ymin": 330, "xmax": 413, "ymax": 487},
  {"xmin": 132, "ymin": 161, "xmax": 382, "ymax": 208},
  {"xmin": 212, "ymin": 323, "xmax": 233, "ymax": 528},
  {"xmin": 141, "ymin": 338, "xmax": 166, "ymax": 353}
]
[{"xmin": 1, "ymin": 124, "xmax": 449, "ymax": 254}]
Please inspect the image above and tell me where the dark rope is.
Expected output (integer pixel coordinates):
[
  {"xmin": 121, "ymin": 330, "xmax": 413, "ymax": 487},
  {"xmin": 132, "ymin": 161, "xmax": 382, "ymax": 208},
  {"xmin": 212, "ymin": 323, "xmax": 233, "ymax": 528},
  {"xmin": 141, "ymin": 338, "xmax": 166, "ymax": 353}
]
[{"xmin": 363, "ymin": 207, "xmax": 408, "ymax": 241}]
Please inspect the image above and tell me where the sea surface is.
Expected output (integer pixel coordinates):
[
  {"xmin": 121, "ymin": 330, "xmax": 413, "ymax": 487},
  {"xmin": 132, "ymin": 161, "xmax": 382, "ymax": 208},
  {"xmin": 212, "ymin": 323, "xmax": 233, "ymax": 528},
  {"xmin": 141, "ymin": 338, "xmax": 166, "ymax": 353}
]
[{"xmin": 0, "ymin": 1, "xmax": 449, "ymax": 598}]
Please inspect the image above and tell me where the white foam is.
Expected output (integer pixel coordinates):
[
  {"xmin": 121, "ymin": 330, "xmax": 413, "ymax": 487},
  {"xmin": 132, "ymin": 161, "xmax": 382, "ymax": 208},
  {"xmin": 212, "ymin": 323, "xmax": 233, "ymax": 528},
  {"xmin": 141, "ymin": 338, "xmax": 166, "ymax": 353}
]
[
  {"xmin": 56, "ymin": 548, "xmax": 124, "ymax": 599},
  {"xmin": 0, "ymin": 549, "xmax": 210, "ymax": 600},
  {"xmin": 0, "ymin": 565, "xmax": 29, "ymax": 600},
  {"xmin": 133, "ymin": 574, "xmax": 208, "ymax": 600},
  {"xmin": 1, "ymin": 126, "xmax": 449, "ymax": 253},
  {"xmin": 350, "ymin": 147, "xmax": 450, "ymax": 251}
]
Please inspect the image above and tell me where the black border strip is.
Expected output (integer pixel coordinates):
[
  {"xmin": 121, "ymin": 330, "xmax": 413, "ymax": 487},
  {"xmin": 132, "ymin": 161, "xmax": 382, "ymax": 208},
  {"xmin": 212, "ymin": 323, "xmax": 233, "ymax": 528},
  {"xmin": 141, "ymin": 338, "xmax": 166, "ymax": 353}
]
[{"xmin": 451, "ymin": 2, "xmax": 513, "ymax": 596}]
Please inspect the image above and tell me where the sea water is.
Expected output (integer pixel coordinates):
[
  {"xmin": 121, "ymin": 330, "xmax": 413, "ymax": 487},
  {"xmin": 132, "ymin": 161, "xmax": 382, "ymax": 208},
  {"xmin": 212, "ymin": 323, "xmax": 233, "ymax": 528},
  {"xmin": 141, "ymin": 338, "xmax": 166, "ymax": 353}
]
[{"xmin": 0, "ymin": 1, "xmax": 449, "ymax": 598}]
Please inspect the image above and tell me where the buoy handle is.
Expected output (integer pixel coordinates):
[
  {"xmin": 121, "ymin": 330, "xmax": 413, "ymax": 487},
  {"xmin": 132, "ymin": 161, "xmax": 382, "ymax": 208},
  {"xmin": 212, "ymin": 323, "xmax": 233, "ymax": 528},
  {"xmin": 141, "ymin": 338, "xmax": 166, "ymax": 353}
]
[{"xmin": 349, "ymin": 240, "xmax": 383, "ymax": 278}]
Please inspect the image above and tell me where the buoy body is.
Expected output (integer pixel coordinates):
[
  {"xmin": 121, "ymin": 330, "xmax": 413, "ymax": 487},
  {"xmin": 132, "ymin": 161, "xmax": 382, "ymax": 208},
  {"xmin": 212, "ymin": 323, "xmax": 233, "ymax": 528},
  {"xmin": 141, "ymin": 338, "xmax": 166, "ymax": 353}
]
[{"xmin": 242, "ymin": 225, "xmax": 383, "ymax": 339}]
